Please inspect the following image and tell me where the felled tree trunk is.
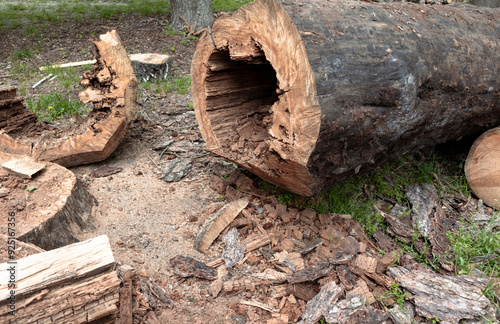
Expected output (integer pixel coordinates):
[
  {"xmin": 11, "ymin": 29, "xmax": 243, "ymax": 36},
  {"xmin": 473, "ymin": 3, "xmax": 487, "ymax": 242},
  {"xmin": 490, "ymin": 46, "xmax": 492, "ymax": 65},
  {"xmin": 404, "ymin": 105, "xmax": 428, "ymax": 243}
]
[
  {"xmin": 0, "ymin": 30, "xmax": 137, "ymax": 167},
  {"xmin": 0, "ymin": 152, "xmax": 96, "ymax": 251},
  {"xmin": 191, "ymin": 0, "xmax": 500, "ymax": 196},
  {"xmin": 170, "ymin": 0, "xmax": 214, "ymax": 31},
  {"xmin": 0, "ymin": 235, "xmax": 119, "ymax": 324},
  {"xmin": 465, "ymin": 127, "xmax": 500, "ymax": 208}
]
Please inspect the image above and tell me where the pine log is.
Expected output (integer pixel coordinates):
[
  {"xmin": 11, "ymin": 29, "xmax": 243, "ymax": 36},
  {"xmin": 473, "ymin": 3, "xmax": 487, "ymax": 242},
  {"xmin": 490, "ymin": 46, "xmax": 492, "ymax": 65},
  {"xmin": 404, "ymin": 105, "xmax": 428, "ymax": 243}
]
[
  {"xmin": 191, "ymin": 0, "xmax": 500, "ymax": 196},
  {"xmin": 0, "ymin": 30, "xmax": 137, "ymax": 167},
  {"xmin": 465, "ymin": 127, "xmax": 500, "ymax": 208},
  {"xmin": 0, "ymin": 235, "xmax": 119, "ymax": 324},
  {"xmin": 0, "ymin": 152, "xmax": 96, "ymax": 251}
]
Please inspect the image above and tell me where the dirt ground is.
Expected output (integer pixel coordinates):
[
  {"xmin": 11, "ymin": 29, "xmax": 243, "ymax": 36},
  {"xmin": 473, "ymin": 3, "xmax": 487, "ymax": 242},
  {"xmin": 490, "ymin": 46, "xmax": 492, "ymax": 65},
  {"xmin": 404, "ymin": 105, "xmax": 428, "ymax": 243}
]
[{"xmin": 0, "ymin": 12, "xmax": 252, "ymax": 323}]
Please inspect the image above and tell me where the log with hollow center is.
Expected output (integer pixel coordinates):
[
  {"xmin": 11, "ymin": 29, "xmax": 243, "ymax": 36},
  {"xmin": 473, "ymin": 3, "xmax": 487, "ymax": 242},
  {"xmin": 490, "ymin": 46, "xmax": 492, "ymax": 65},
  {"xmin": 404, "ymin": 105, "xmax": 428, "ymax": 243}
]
[{"xmin": 192, "ymin": 0, "xmax": 500, "ymax": 196}]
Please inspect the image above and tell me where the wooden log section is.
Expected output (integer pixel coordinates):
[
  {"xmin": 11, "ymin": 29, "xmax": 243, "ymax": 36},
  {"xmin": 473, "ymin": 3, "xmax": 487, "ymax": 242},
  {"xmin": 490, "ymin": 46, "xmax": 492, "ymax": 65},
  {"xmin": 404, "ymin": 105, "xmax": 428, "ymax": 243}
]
[
  {"xmin": 465, "ymin": 127, "xmax": 500, "ymax": 208},
  {"xmin": 191, "ymin": 0, "xmax": 500, "ymax": 196},
  {"xmin": 0, "ymin": 30, "xmax": 137, "ymax": 167},
  {"xmin": 0, "ymin": 152, "xmax": 96, "ymax": 251},
  {"xmin": 0, "ymin": 235, "xmax": 119, "ymax": 324}
]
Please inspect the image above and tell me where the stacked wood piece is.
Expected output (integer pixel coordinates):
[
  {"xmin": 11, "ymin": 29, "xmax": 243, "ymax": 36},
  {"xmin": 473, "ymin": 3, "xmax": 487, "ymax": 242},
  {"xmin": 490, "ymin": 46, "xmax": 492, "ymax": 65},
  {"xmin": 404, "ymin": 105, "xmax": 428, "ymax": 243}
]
[
  {"xmin": 0, "ymin": 235, "xmax": 119, "ymax": 323},
  {"xmin": 192, "ymin": 0, "xmax": 500, "ymax": 196}
]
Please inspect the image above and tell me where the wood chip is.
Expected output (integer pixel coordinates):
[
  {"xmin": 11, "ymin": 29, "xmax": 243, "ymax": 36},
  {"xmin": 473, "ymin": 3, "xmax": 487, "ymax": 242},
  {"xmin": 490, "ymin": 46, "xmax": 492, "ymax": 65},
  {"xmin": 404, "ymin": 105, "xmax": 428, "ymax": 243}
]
[
  {"xmin": 194, "ymin": 197, "xmax": 249, "ymax": 252},
  {"xmin": 354, "ymin": 254, "xmax": 378, "ymax": 273},
  {"xmin": 2, "ymin": 159, "xmax": 45, "ymax": 179},
  {"xmin": 169, "ymin": 255, "xmax": 217, "ymax": 280},
  {"xmin": 300, "ymin": 281, "xmax": 344, "ymax": 324}
]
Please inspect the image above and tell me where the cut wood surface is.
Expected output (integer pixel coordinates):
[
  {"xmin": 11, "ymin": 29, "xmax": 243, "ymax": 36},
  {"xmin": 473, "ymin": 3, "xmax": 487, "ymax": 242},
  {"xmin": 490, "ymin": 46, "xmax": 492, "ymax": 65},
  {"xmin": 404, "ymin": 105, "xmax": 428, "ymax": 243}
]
[
  {"xmin": 0, "ymin": 30, "xmax": 137, "ymax": 167},
  {"xmin": 0, "ymin": 152, "xmax": 96, "ymax": 250},
  {"xmin": 130, "ymin": 53, "xmax": 173, "ymax": 82},
  {"xmin": 192, "ymin": 0, "xmax": 500, "ymax": 196},
  {"xmin": 194, "ymin": 197, "xmax": 249, "ymax": 252},
  {"xmin": 0, "ymin": 235, "xmax": 119, "ymax": 324},
  {"xmin": 465, "ymin": 126, "xmax": 500, "ymax": 208}
]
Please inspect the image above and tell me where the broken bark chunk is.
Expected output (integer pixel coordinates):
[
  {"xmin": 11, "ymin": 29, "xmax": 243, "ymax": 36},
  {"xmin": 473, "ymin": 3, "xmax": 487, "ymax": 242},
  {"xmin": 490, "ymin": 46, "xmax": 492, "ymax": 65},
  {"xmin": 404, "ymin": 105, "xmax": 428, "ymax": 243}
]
[
  {"xmin": 222, "ymin": 228, "xmax": 245, "ymax": 268},
  {"xmin": 169, "ymin": 255, "xmax": 217, "ymax": 280},
  {"xmin": 299, "ymin": 281, "xmax": 344, "ymax": 324},
  {"xmin": 289, "ymin": 262, "xmax": 334, "ymax": 284},
  {"xmin": 396, "ymin": 270, "xmax": 496, "ymax": 322},
  {"xmin": 194, "ymin": 197, "xmax": 249, "ymax": 252},
  {"xmin": 1, "ymin": 159, "xmax": 45, "ymax": 179},
  {"xmin": 406, "ymin": 183, "xmax": 438, "ymax": 238}
]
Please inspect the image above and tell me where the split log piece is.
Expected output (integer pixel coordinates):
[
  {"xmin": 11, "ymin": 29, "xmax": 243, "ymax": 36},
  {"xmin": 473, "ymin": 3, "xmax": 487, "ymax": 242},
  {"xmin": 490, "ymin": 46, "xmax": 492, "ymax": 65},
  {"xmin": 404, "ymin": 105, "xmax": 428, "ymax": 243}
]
[
  {"xmin": 0, "ymin": 30, "xmax": 137, "ymax": 167},
  {"xmin": 192, "ymin": 0, "xmax": 500, "ymax": 196},
  {"xmin": 0, "ymin": 235, "xmax": 119, "ymax": 324}
]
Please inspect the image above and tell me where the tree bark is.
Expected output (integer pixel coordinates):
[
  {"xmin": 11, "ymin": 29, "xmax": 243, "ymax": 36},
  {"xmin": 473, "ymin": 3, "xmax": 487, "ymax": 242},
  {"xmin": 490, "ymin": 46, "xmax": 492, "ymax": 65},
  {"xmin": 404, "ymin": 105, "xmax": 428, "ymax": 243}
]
[
  {"xmin": 0, "ymin": 152, "xmax": 96, "ymax": 251},
  {"xmin": 465, "ymin": 127, "xmax": 500, "ymax": 208},
  {"xmin": 0, "ymin": 30, "xmax": 137, "ymax": 168},
  {"xmin": 0, "ymin": 235, "xmax": 119, "ymax": 324},
  {"xmin": 130, "ymin": 53, "xmax": 173, "ymax": 82},
  {"xmin": 191, "ymin": 0, "xmax": 500, "ymax": 196},
  {"xmin": 170, "ymin": 0, "xmax": 214, "ymax": 31}
]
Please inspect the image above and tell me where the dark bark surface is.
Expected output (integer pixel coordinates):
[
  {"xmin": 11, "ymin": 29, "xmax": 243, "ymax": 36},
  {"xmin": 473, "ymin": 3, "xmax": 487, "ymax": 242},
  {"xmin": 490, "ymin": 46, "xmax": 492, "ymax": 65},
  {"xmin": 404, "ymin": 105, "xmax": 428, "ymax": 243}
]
[
  {"xmin": 192, "ymin": 0, "xmax": 500, "ymax": 196},
  {"xmin": 170, "ymin": 0, "xmax": 214, "ymax": 31}
]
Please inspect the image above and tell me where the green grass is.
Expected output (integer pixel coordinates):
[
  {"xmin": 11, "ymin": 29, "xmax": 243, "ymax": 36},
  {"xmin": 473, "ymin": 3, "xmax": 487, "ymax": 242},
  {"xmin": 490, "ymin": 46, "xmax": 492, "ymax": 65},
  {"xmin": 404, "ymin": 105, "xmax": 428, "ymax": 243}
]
[
  {"xmin": 448, "ymin": 217, "xmax": 500, "ymax": 276},
  {"xmin": 27, "ymin": 92, "xmax": 88, "ymax": 122},
  {"xmin": 211, "ymin": 0, "xmax": 253, "ymax": 12},
  {"xmin": 138, "ymin": 75, "xmax": 191, "ymax": 97},
  {"xmin": 0, "ymin": 1, "xmax": 170, "ymax": 32}
]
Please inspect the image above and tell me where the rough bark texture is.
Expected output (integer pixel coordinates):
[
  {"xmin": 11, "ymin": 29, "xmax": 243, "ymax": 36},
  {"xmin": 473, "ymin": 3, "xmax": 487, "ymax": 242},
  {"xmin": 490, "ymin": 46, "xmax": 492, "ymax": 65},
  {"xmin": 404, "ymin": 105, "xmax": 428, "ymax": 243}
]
[
  {"xmin": 471, "ymin": 0, "xmax": 500, "ymax": 7},
  {"xmin": 0, "ymin": 152, "xmax": 96, "ymax": 251},
  {"xmin": 0, "ymin": 235, "xmax": 119, "ymax": 324},
  {"xmin": 130, "ymin": 53, "xmax": 173, "ymax": 82},
  {"xmin": 465, "ymin": 127, "xmax": 500, "ymax": 208},
  {"xmin": 395, "ymin": 269, "xmax": 497, "ymax": 322},
  {"xmin": 170, "ymin": 0, "xmax": 214, "ymax": 31},
  {"xmin": 191, "ymin": 0, "xmax": 500, "ymax": 196},
  {"xmin": 0, "ymin": 30, "xmax": 137, "ymax": 168}
]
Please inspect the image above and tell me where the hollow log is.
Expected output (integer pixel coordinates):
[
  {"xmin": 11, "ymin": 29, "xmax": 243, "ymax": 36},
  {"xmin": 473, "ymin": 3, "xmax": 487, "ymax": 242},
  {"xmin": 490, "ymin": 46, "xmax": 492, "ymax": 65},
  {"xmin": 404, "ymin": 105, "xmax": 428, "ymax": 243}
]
[
  {"xmin": 0, "ymin": 235, "xmax": 119, "ymax": 324},
  {"xmin": 191, "ymin": 0, "xmax": 500, "ymax": 196},
  {"xmin": 465, "ymin": 127, "xmax": 500, "ymax": 208},
  {"xmin": 0, "ymin": 30, "xmax": 137, "ymax": 167},
  {"xmin": 0, "ymin": 152, "xmax": 96, "ymax": 251}
]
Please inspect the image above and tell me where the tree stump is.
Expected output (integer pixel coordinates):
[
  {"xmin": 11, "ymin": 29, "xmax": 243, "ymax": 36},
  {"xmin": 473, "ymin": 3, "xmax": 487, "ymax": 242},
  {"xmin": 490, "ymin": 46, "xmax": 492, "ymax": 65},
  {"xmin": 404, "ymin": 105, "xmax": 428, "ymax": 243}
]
[
  {"xmin": 0, "ymin": 30, "xmax": 137, "ymax": 167},
  {"xmin": 0, "ymin": 152, "xmax": 96, "ymax": 251},
  {"xmin": 130, "ymin": 53, "xmax": 173, "ymax": 82},
  {"xmin": 465, "ymin": 127, "xmax": 500, "ymax": 208},
  {"xmin": 191, "ymin": 0, "xmax": 500, "ymax": 196},
  {"xmin": 0, "ymin": 235, "xmax": 119, "ymax": 323}
]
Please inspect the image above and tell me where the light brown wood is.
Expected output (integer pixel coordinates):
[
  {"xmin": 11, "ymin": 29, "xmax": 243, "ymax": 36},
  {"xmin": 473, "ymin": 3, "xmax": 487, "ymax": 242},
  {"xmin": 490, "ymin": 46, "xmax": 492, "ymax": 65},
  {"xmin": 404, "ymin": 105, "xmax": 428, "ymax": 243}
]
[
  {"xmin": 0, "ymin": 152, "xmax": 96, "ymax": 251},
  {"xmin": 194, "ymin": 197, "xmax": 249, "ymax": 252},
  {"xmin": 130, "ymin": 53, "xmax": 173, "ymax": 82},
  {"xmin": 192, "ymin": 0, "xmax": 500, "ymax": 196},
  {"xmin": 465, "ymin": 127, "xmax": 500, "ymax": 208},
  {"xmin": 0, "ymin": 235, "xmax": 119, "ymax": 323},
  {"xmin": 0, "ymin": 30, "xmax": 137, "ymax": 167}
]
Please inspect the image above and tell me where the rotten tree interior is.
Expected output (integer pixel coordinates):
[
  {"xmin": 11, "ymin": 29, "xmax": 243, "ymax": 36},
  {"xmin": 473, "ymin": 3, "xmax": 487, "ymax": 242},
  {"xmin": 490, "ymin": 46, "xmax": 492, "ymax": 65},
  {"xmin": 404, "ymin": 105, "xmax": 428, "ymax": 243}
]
[
  {"xmin": 192, "ymin": 0, "xmax": 500, "ymax": 196},
  {"xmin": 0, "ymin": 30, "xmax": 137, "ymax": 167}
]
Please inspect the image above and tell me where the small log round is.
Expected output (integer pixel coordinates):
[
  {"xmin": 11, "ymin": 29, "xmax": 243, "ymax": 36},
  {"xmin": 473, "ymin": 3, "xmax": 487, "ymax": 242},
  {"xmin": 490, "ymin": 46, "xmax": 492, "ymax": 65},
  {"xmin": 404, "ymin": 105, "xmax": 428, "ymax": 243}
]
[
  {"xmin": 0, "ymin": 152, "xmax": 96, "ymax": 250},
  {"xmin": 191, "ymin": 0, "xmax": 500, "ymax": 196},
  {"xmin": 130, "ymin": 53, "xmax": 173, "ymax": 82},
  {"xmin": 0, "ymin": 30, "xmax": 137, "ymax": 167},
  {"xmin": 465, "ymin": 127, "xmax": 500, "ymax": 208}
]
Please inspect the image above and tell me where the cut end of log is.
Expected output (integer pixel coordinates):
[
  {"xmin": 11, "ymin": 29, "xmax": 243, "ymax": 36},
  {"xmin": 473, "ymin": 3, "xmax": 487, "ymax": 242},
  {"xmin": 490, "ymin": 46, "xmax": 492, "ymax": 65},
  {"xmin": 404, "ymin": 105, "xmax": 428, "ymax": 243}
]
[
  {"xmin": 192, "ymin": 0, "xmax": 321, "ymax": 196},
  {"xmin": 465, "ymin": 127, "xmax": 500, "ymax": 208}
]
